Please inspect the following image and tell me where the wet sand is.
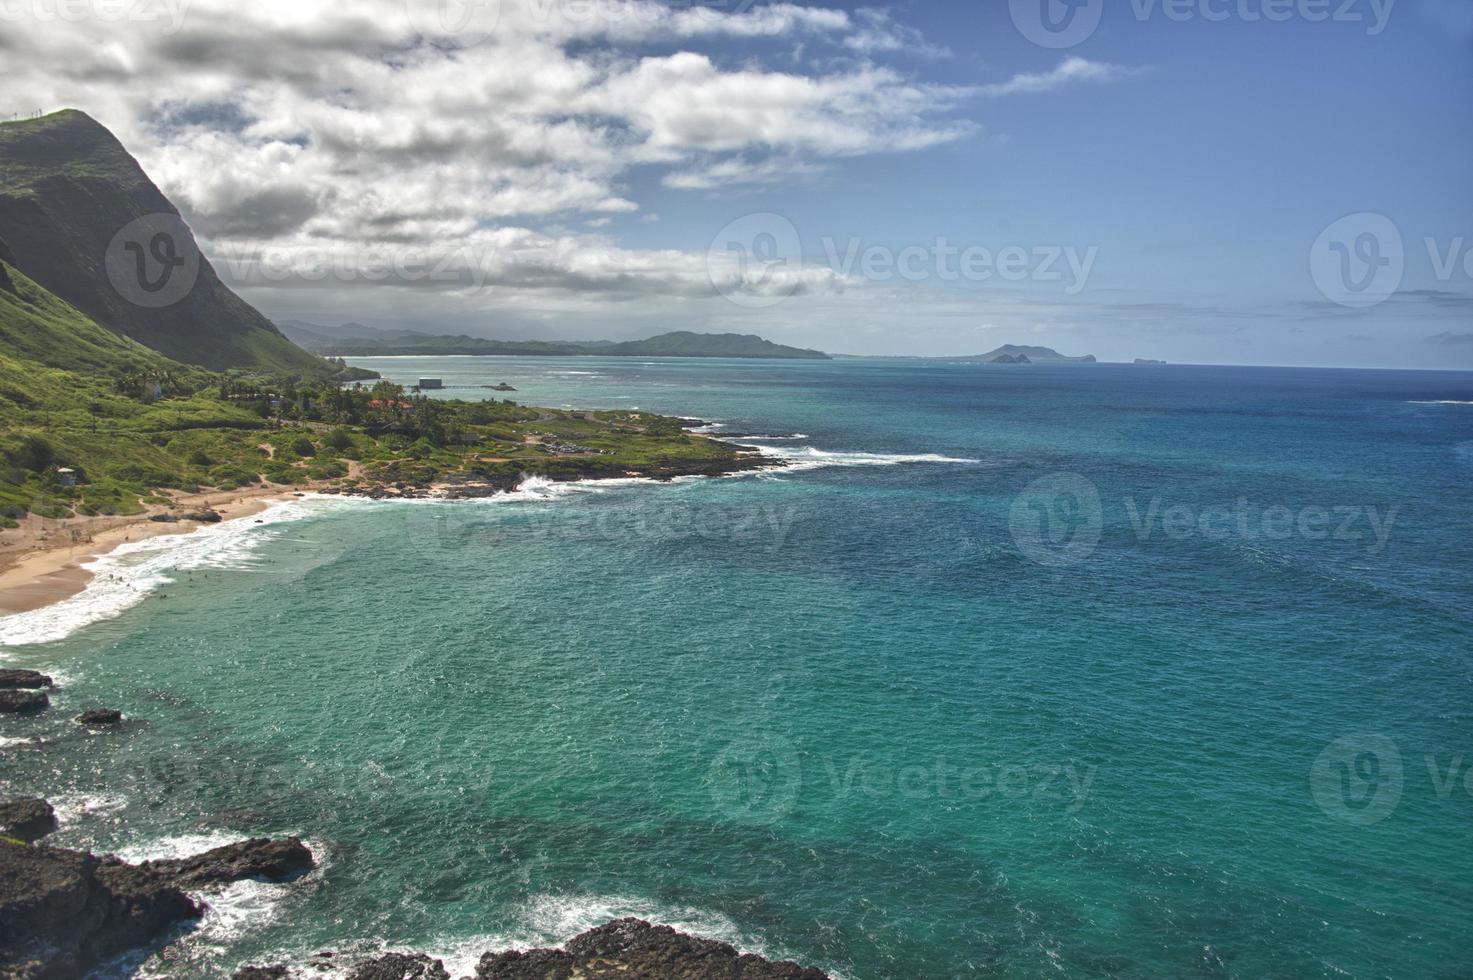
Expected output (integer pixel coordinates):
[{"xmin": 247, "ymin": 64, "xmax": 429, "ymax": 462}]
[{"xmin": 0, "ymin": 486, "xmax": 305, "ymax": 615}]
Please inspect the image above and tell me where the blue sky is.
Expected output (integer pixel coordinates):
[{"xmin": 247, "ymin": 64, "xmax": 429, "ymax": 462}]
[{"xmin": 8, "ymin": 0, "xmax": 1471, "ymax": 365}]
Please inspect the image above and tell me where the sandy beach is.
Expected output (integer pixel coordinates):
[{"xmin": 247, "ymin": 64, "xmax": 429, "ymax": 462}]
[{"xmin": 0, "ymin": 485, "xmax": 308, "ymax": 615}]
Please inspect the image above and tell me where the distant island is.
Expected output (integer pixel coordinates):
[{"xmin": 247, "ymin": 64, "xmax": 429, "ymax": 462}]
[
  {"xmin": 278, "ymin": 322, "xmax": 831, "ymax": 360},
  {"xmin": 959, "ymin": 345, "xmax": 1098, "ymax": 364}
]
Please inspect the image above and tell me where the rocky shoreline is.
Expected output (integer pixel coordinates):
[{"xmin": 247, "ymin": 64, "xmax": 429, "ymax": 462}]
[
  {"xmin": 0, "ymin": 828, "xmax": 313, "ymax": 979},
  {"xmin": 0, "ymin": 423, "xmax": 830, "ymax": 978},
  {"xmin": 323, "ymin": 433, "xmax": 780, "ymax": 502},
  {"xmin": 0, "ymin": 441, "xmax": 833, "ymax": 977},
  {"xmin": 0, "ymin": 799, "xmax": 830, "ymax": 979},
  {"xmin": 236, "ymin": 918, "xmax": 830, "ymax": 979}
]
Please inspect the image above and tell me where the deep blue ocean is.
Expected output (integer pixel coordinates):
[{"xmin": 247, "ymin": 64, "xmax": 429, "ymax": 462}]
[{"xmin": 2, "ymin": 357, "xmax": 1471, "ymax": 979}]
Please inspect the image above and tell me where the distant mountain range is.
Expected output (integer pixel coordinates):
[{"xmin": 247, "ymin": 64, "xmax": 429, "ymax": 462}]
[
  {"xmin": 277, "ymin": 322, "xmax": 831, "ymax": 360},
  {"xmin": 0, "ymin": 110, "xmax": 327, "ymax": 376}
]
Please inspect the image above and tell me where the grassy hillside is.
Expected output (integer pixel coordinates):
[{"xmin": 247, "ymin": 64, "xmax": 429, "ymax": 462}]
[
  {"xmin": 0, "ymin": 259, "xmax": 181, "ymax": 376},
  {"xmin": 0, "ymin": 263, "xmax": 758, "ymax": 522},
  {"xmin": 0, "ymin": 110, "xmax": 329, "ymax": 376}
]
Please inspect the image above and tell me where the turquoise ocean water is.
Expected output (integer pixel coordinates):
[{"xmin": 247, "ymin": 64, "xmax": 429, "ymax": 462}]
[{"xmin": 2, "ymin": 357, "xmax": 1471, "ymax": 978}]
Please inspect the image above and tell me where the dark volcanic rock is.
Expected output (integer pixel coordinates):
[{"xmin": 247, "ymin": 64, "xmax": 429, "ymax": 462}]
[
  {"xmin": 232, "ymin": 967, "xmax": 289, "ymax": 980},
  {"xmin": 0, "ymin": 669, "xmax": 53, "ymax": 689},
  {"xmin": 0, "ymin": 798, "xmax": 57, "ymax": 843},
  {"xmin": 0, "ymin": 841, "xmax": 199, "ymax": 980},
  {"xmin": 77, "ymin": 708, "xmax": 123, "ymax": 725},
  {"xmin": 0, "ymin": 689, "xmax": 49, "ymax": 713},
  {"xmin": 142, "ymin": 836, "xmax": 314, "ymax": 887},
  {"xmin": 349, "ymin": 951, "xmax": 451, "ymax": 980},
  {"xmin": 475, "ymin": 918, "xmax": 830, "ymax": 979},
  {"xmin": 180, "ymin": 509, "xmax": 223, "ymax": 523}
]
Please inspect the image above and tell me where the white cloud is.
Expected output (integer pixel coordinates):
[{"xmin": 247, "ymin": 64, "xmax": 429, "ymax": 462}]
[
  {"xmin": 0, "ymin": 0, "xmax": 1161, "ymax": 346},
  {"xmin": 979, "ymin": 57, "xmax": 1143, "ymax": 98}
]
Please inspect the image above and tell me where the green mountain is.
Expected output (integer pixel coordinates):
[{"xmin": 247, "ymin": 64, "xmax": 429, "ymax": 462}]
[
  {"xmin": 278, "ymin": 324, "xmax": 831, "ymax": 360},
  {"xmin": 963, "ymin": 345, "xmax": 1097, "ymax": 364},
  {"xmin": 0, "ymin": 110, "xmax": 327, "ymax": 376},
  {"xmin": 0, "ymin": 241, "xmax": 179, "ymax": 378}
]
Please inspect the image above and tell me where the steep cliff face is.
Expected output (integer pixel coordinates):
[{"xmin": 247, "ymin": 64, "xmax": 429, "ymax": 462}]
[{"xmin": 0, "ymin": 110, "xmax": 325, "ymax": 376}]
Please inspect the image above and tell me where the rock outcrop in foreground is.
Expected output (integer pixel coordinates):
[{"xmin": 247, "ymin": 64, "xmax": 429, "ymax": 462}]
[
  {"xmin": 0, "ymin": 835, "xmax": 314, "ymax": 979},
  {"xmin": 474, "ymin": 919, "xmax": 830, "ymax": 979},
  {"xmin": 0, "ymin": 798, "xmax": 57, "ymax": 843},
  {"xmin": 140, "ymin": 836, "xmax": 314, "ymax": 888},
  {"xmin": 0, "ymin": 669, "xmax": 53, "ymax": 689},
  {"xmin": 0, "ymin": 842, "xmax": 200, "ymax": 980},
  {"xmin": 320, "ymin": 919, "xmax": 830, "ymax": 980}
]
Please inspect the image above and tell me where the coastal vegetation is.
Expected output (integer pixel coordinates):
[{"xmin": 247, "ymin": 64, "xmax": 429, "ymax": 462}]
[
  {"xmin": 0, "ymin": 112, "xmax": 765, "ymax": 525},
  {"xmin": 0, "ymin": 265, "xmax": 759, "ymax": 520}
]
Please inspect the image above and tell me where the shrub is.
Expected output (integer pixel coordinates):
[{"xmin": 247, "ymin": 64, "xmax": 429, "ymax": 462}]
[
  {"xmin": 291, "ymin": 436, "xmax": 316, "ymax": 457},
  {"xmin": 11, "ymin": 434, "xmax": 56, "ymax": 473},
  {"xmin": 325, "ymin": 428, "xmax": 353, "ymax": 450}
]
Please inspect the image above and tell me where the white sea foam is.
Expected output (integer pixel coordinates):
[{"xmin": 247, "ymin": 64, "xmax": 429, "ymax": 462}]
[
  {"xmin": 112, "ymin": 830, "xmax": 261, "ymax": 864},
  {"xmin": 48, "ymin": 791, "xmax": 129, "ymax": 825},
  {"xmin": 405, "ymin": 893, "xmax": 846, "ymax": 980},
  {"xmin": 114, "ymin": 833, "xmax": 324, "ymax": 980},
  {"xmin": 741, "ymin": 442, "xmax": 979, "ymax": 472},
  {"xmin": 0, "ymin": 498, "xmax": 325, "ymax": 649},
  {"xmin": 1409, "ymin": 400, "xmax": 1473, "ymax": 405}
]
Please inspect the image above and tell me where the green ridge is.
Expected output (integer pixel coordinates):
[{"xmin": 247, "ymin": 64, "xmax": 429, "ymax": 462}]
[{"xmin": 0, "ymin": 110, "xmax": 328, "ymax": 376}]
